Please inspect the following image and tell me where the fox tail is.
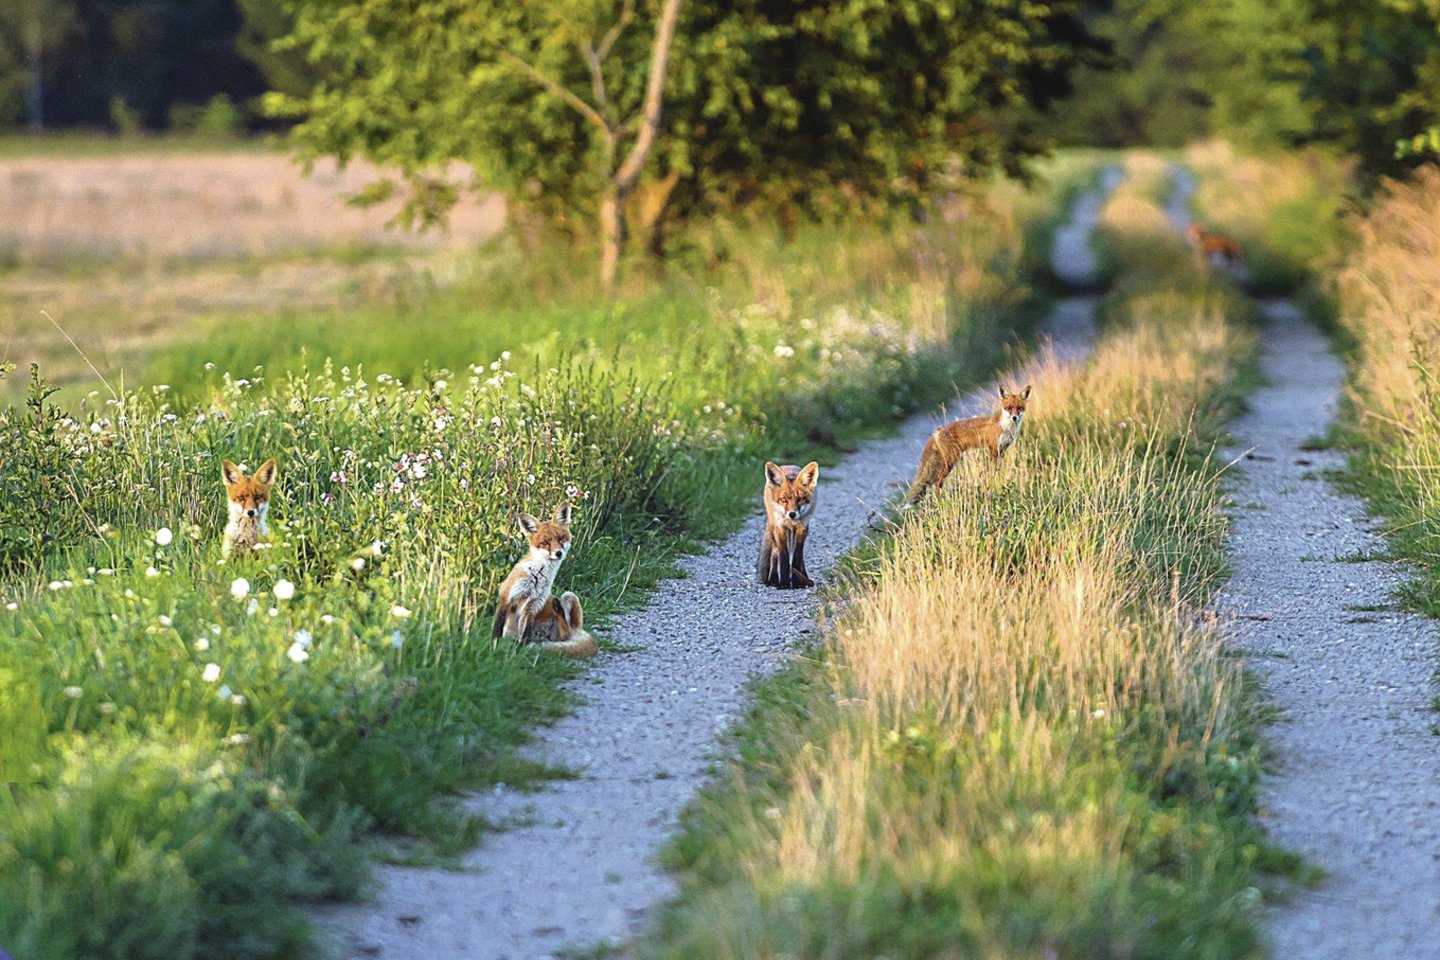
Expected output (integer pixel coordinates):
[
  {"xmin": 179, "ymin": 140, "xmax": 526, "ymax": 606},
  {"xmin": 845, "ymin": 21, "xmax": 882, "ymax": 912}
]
[
  {"xmin": 532, "ymin": 630, "xmax": 599, "ymax": 659},
  {"xmin": 904, "ymin": 443, "xmax": 941, "ymax": 504}
]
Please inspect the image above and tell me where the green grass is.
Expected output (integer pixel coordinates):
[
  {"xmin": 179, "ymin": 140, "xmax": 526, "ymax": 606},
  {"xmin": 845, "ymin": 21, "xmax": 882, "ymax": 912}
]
[
  {"xmin": 634, "ymin": 162, "xmax": 1298, "ymax": 960},
  {"xmin": 0, "ymin": 160, "xmax": 1079, "ymax": 958}
]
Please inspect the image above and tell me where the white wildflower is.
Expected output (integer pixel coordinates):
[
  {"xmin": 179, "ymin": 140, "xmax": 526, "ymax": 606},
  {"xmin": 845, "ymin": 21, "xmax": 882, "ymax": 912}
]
[
  {"xmin": 145, "ymin": 566, "xmax": 160, "ymax": 578},
  {"xmin": 390, "ymin": 604, "xmax": 412, "ymax": 620},
  {"xmin": 62, "ymin": 686, "xmax": 83, "ymax": 699},
  {"xmin": 230, "ymin": 578, "xmax": 250, "ymax": 600},
  {"xmin": 286, "ymin": 642, "xmax": 310, "ymax": 664},
  {"xmin": 350, "ymin": 557, "xmax": 366, "ymax": 572},
  {"xmin": 154, "ymin": 526, "xmax": 174, "ymax": 546},
  {"xmin": 201, "ymin": 663, "xmax": 221, "ymax": 683},
  {"xmin": 272, "ymin": 579, "xmax": 296, "ymax": 601}
]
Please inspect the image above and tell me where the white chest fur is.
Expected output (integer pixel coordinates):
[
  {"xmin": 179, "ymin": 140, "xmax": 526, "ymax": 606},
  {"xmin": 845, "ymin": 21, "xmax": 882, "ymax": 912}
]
[{"xmin": 507, "ymin": 555, "xmax": 561, "ymax": 611}]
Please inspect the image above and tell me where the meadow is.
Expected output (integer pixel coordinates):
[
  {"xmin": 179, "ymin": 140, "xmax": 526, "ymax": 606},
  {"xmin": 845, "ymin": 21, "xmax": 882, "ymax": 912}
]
[
  {"xmin": 0, "ymin": 143, "xmax": 1081, "ymax": 959},
  {"xmin": 640, "ymin": 157, "xmax": 1301, "ymax": 959}
]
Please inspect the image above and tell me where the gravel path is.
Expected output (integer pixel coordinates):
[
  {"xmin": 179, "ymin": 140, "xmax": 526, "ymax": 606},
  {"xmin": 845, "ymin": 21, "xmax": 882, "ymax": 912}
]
[
  {"xmin": 315, "ymin": 179, "xmax": 1114, "ymax": 960},
  {"xmin": 1216, "ymin": 302, "xmax": 1440, "ymax": 955}
]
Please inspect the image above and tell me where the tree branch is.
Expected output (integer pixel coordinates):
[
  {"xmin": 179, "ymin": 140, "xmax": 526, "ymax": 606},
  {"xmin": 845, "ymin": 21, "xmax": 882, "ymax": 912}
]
[
  {"xmin": 613, "ymin": 0, "xmax": 683, "ymax": 192},
  {"xmin": 581, "ymin": 43, "xmax": 614, "ymax": 128},
  {"xmin": 491, "ymin": 43, "xmax": 608, "ymax": 133}
]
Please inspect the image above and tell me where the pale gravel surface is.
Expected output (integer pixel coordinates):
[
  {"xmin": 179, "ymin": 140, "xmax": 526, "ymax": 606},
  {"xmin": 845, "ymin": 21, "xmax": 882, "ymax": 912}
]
[
  {"xmin": 1217, "ymin": 302, "xmax": 1440, "ymax": 956},
  {"xmin": 314, "ymin": 179, "xmax": 1114, "ymax": 960}
]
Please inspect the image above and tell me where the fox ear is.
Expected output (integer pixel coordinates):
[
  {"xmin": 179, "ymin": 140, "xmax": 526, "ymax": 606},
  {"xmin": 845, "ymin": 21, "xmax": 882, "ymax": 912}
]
[
  {"xmin": 517, "ymin": 514, "xmax": 540, "ymax": 536},
  {"xmin": 764, "ymin": 461, "xmax": 785, "ymax": 486},
  {"xmin": 553, "ymin": 500, "xmax": 573, "ymax": 526},
  {"xmin": 797, "ymin": 461, "xmax": 820, "ymax": 488},
  {"xmin": 997, "ymin": 385, "xmax": 1007, "ymax": 401},
  {"xmin": 221, "ymin": 460, "xmax": 241, "ymax": 485},
  {"xmin": 1020, "ymin": 385, "xmax": 1031, "ymax": 401},
  {"xmin": 253, "ymin": 459, "xmax": 277, "ymax": 485}
]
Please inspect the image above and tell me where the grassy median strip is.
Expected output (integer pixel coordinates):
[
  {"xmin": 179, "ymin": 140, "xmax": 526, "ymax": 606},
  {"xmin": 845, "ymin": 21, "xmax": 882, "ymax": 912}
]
[
  {"xmin": 641, "ymin": 171, "xmax": 1290, "ymax": 960},
  {"xmin": 1326, "ymin": 168, "xmax": 1440, "ymax": 617}
]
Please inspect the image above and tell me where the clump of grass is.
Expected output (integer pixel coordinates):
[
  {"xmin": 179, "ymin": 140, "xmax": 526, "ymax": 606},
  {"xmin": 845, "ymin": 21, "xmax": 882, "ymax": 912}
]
[
  {"xmin": 641, "ymin": 174, "xmax": 1289, "ymax": 959},
  {"xmin": 1330, "ymin": 167, "xmax": 1440, "ymax": 617}
]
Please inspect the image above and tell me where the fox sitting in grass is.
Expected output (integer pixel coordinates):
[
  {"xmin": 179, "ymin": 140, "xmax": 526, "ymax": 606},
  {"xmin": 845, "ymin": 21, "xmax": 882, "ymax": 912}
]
[
  {"xmin": 221, "ymin": 458, "xmax": 277, "ymax": 558},
  {"xmin": 758, "ymin": 460, "xmax": 820, "ymax": 589},
  {"xmin": 905, "ymin": 385, "xmax": 1030, "ymax": 503},
  {"xmin": 1186, "ymin": 223, "xmax": 1245, "ymax": 268},
  {"xmin": 491, "ymin": 500, "xmax": 597, "ymax": 658}
]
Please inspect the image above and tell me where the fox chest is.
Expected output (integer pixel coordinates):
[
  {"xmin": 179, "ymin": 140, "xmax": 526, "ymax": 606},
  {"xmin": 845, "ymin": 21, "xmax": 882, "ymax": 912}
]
[{"xmin": 506, "ymin": 565, "xmax": 557, "ymax": 610}]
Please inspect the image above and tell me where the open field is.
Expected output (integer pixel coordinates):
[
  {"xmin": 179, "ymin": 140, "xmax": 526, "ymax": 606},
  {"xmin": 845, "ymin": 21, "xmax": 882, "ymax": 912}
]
[
  {"xmin": 0, "ymin": 141, "xmax": 1080, "ymax": 959},
  {"xmin": 0, "ymin": 147, "xmax": 506, "ymax": 400}
]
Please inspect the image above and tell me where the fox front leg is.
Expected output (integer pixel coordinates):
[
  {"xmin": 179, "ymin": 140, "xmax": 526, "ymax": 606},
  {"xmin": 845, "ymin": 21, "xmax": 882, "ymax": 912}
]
[{"xmin": 790, "ymin": 530, "xmax": 814, "ymax": 589}]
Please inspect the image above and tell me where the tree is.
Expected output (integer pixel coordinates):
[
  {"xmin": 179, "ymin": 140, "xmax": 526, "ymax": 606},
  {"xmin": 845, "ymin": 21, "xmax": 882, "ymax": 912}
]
[
  {"xmin": 1293, "ymin": 0, "xmax": 1440, "ymax": 174},
  {"xmin": 0, "ymin": 0, "xmax": 73, "ymax": 129},
  {"xmin": 270, "ymin": 0, "xmax": 1107, "ymax": 288}
]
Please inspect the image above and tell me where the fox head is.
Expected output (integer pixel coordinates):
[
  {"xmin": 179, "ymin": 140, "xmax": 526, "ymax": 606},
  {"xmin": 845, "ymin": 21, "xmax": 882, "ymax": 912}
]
[
  {"xmin": 764, "ymin": 460, "xmax": 819, "ymax": 523},
  {"xmin": 222, "ymin": 459, "xmax": 276, "ymax": 524},
  {"xmin": 517, "ymin": 501, "xmax": 573, "ymax": 563},
  {"xmin": 997, "ymin": 385, "xmax": 1031, "ymax": 432}
]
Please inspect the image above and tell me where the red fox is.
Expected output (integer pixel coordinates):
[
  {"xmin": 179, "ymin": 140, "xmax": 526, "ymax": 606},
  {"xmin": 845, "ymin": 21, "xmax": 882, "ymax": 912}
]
[
  {"xmin": 221, "ymin": 459, "xmax": 277, "ymax": 558},
  {"xmin": 1186, "ymin": 223, "xmax": 1245, "ymax": 267},
  {"xmin": 490, "ymin": 501, "xmax": 597, "ymax": 658},
  {"xmin": 758, "ymin": 460, "xmax": 819, "ymax": 589},
  {"xmin": 905, "ymin": 385, "xmax": 1030, "ymax": 503}
]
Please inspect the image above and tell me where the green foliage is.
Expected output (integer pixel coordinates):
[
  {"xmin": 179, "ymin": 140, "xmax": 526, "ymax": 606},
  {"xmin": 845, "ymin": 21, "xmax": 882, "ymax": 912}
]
[
  {"xmin": 1049, "ymin": 0, "xmax": 1315, "ymax": 148},
  {"xmin": 268, "ymin": 0, "xmax": 1104, "ymax": 234},
  {"xmin": 0, "ymin": 186, "xmax": 1056, "ymax": 957},
  {"xmin": 1295, "ymin": 0, "xmax": 1440, "ymax": 176},
  {"xmin": 0, "ymin": 365, "xmax": 94, "ymax": 575},
  {"xmin": 641, "ymin": 203, "xmax": 1282, "ymax": 959}
]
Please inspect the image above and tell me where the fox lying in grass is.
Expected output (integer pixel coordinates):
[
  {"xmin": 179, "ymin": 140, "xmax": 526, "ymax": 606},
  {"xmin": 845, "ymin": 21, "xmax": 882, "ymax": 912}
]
[
  {"xmin": 221, "ymin": 458, "xmax": 277, "ymax": 558},
  {"xmin": 905, "ymin": 385, "xmax": 1029, "ymax": 503},
  {"xmin": 758, "ymin": 460, "xmax": 820, "ymax": 589},
  {"xmin": 1186, "ymin": 223, "xmax": 1245, "ymax": 268},
  {"xmin": 491, "ymin": 500, "xmax": 597, "ymax": 658}
]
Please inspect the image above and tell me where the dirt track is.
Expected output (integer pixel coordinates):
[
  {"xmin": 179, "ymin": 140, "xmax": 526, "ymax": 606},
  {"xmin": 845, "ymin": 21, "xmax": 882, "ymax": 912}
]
[{"xmin": 314, "ymin": 178, "xmax": 1117, "ymax": 960}]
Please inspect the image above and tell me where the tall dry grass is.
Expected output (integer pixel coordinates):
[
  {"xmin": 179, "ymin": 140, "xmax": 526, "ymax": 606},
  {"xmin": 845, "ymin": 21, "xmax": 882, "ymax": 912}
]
[
  {"xmin": 645, "ymin": 168, "xmax": 1275, "ymax": 959},
  {"xmin": 1334, "ymin": 166, "xmax": 1440, "ymax": 615}
]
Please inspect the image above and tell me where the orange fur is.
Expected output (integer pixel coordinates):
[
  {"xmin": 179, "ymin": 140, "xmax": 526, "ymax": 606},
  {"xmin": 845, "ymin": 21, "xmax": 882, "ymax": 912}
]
[
  {"xmin": 905, "ymin": 385, "xmax": 1029, "ymax": 503},
  {"xmin": 1186, "ymin": 223, "xmax": 1245, "ymax": 265},
  {"xmin": 491, "ymin": 501, "xmax": 597, "ymax": 658},
  {"xmin": 758, "ymin": 460, "xmax": 819, "ymax": 588},
  {"xmin": 221, "ymin": 458, "xmax": 276, "ymax": 557}
]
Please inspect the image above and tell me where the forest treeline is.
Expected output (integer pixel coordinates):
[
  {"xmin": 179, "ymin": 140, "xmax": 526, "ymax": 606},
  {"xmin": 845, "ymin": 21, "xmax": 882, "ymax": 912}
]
[
  {"xmin": 2, "ymin": 0, "xmax": 1436, "ymax": 284},
  {"xmin": 2, "ymin": 0, "xmax": 1436, "ymax": 177}
]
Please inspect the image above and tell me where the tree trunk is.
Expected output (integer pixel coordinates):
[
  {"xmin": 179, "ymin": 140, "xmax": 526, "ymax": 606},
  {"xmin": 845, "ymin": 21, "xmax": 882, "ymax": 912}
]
[
  {"xmin": 599, "ymin": 182, "xmax": 625, "ymax": 295},
  {"xmin": 25, "ymin": 17, "xmax": 43, "ymax": 132},
  {"xmin": 596, "ymin": 0, "xmax": 683, "ymax": 293}
]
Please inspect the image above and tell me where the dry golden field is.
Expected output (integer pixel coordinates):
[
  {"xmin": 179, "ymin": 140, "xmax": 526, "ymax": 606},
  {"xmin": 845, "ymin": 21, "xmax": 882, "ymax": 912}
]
[{"xmin": 0, "ymin": 148, "xmax": 504, "ymax": 395}]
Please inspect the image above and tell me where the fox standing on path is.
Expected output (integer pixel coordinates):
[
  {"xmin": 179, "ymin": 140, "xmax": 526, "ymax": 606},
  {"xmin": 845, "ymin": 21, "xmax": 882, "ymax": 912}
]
[
  {"xmin": 905, "ymin": 385, "xmax": 1030, "ymax": 503},
  {"xmin": 222, "ymin": 458, "xmax": 277, "ymax": 558},
  {"xmin": 758, "ymin": 460, "xmax": 819, "ymax": 589},
  {"xmin": 1186, "ymin": 223, "xmax": 1245, "ymax": 268},
  {"xmin": 491, "ymin": 501, "xmax": 597, "ymax": 658}
]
